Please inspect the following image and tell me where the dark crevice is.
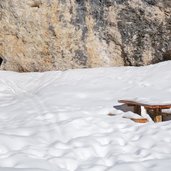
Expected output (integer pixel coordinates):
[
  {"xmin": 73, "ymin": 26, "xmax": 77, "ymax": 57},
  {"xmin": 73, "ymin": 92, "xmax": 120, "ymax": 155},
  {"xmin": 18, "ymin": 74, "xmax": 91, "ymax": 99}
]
[
  {"xmin": 31, "ymin": 2, "xmax": 41, "ymax": 8},
  {"xmin": 163, "ymin": 50, "xmax": 171, "ymax": 61},
  {"xmin": 0, "ymin": 57, "xmax": 3, "ymax": 66},
  {"xmin": 144, "ymin": 0, "xmax": 157, "ymax": 6}
]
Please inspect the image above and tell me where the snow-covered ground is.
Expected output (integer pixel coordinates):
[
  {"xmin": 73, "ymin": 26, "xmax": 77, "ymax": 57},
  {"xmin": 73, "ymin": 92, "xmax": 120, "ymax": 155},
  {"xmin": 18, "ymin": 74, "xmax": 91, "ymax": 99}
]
[{"xmin": 0, "ymin": 61, "xmax": 171, "ymax": 171}]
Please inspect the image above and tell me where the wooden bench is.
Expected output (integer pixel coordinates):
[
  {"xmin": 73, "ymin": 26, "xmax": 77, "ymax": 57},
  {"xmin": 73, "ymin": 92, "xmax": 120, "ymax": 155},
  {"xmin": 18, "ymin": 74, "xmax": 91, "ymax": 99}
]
[{"xmin": 118, "ymin": 100, "xmax": 171, "ymax": 122}]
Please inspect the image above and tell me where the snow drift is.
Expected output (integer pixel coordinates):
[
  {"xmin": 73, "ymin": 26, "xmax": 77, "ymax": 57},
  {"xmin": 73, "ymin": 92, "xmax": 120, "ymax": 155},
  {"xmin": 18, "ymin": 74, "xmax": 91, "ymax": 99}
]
[{"xmin": 0, "ymin": 61, "xmax": 171, "ymax": 171}]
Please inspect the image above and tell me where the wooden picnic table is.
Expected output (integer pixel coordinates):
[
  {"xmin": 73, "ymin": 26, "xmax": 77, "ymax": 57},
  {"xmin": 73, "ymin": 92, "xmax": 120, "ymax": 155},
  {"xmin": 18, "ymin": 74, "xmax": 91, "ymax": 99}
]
[{"xmin": 118, "ymin": 100, "xmax": 171, "ymax": 122}]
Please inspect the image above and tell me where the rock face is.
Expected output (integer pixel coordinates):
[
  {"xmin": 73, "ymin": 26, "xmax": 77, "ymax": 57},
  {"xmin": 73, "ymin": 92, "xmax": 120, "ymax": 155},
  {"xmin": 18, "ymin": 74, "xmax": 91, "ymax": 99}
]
[
  {"xmin": 163, "ymin": 50, "xmax": 171, "ymax": 61},
  {"xmin": 0, "ymin": 0, "xmax": 171, "ymax": 71}
]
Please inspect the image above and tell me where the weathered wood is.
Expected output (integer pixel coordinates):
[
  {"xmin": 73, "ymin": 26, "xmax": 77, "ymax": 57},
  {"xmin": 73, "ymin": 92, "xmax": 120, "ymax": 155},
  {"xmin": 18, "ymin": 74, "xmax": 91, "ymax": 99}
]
[
  {"xmin": 118, "ymin": 100, "xmax": 171, "ymax": 109},
  {"xmin": 134, "ymin": 105, "xmax": 141, "ymax": 115},
  {"xmin": 153, "ymin": 108, "xmax": 162, "ymax": 122},
  {"xmin": 123, "ymin": 117, "xmax": 148, "ymax": 123},
  {"xmin": 154, "ymin": 115, "xmax": 162, "ymax": 122},
  {"xmin": 130, "ymin": 118, "xmax": 148, "ymax": 123},
  {"xmin": 118, "ymin": 99, "xmax": 171, "ymax": 122},
  {"xmin": 144, "ymin": 106, "xmax": 171, "ymax": 109}
]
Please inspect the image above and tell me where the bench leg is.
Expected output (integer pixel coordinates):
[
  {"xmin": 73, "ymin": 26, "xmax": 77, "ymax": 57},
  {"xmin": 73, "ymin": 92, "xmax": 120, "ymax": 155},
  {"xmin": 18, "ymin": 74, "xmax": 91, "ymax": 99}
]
[
  {"xmin": 145, "ymin": 108, "xmax": 162, "ymax": 122},
  {"xmin": 134, "ymin": 105, "xmax": 141, "ymax": 115},
  {"xmin": 153, "ymin": 109, "xmax": 162, "ymax": 122},
  {"xmin": 154, "ymin": 115, "xmax": 162, "ymax": 122},
  {"xmin": 146, "ymin": 108, "xmax": 154, "ymax": 120}
]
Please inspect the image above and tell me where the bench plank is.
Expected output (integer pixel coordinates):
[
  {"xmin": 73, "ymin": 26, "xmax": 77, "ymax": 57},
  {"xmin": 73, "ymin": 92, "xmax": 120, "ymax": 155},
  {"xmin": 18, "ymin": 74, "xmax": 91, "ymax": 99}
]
[{"xmin": 118, "ymin": 100, "xmax": 171, "ymax": 108}]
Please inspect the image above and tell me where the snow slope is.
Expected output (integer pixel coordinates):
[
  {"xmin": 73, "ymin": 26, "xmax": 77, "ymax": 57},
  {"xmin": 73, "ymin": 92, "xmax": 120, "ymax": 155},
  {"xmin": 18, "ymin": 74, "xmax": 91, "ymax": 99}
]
[{"xmin": 0, "ymin": 61, "xmax": 171, "ymax": 171}]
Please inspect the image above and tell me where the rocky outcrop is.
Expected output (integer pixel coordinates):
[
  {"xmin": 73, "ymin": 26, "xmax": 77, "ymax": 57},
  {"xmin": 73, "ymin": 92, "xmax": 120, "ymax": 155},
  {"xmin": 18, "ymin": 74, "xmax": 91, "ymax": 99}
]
[
  {"xmin": 0, "ymin": 0, "xmax": 171, "ymax": 71},
  {"xmin": 163, "ymin": 50, "xmax": 171, "ymax": 61}
]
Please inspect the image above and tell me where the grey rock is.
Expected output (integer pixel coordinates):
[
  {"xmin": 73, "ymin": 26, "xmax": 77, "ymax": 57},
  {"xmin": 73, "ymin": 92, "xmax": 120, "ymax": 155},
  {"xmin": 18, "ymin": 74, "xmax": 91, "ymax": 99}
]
[
  {"xmin": 0, "ymin": 0, "xmax": 171, "ymax": 71},
  {"xmin": 163, "ymin": 50, "xmax": 171, "ymax": 61}
]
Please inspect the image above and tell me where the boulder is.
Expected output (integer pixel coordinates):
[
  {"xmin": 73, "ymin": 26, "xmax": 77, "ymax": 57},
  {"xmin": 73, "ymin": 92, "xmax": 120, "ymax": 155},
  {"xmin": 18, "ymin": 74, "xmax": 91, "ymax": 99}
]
[
  {"xmin": 0, "ymin": 0, "xmax": 171, "ymax": 71},
  {"xmin": 163, "ymin": 50, "xmax": 171, "ymax": 61}
]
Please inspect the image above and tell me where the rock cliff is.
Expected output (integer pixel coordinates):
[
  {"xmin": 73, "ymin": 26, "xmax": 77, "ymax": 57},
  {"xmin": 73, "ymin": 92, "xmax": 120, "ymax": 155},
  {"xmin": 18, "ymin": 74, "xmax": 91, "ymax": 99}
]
[{"xmin": 0, "ymin": 0, "xmax": 171, "ymax": 71}]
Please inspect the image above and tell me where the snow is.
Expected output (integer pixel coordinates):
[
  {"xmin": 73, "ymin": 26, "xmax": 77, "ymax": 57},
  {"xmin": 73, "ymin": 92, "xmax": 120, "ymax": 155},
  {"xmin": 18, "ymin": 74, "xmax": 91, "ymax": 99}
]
[{"xmin": 0, "ymin": 61, "xmax": 171, "ymax": 171}]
